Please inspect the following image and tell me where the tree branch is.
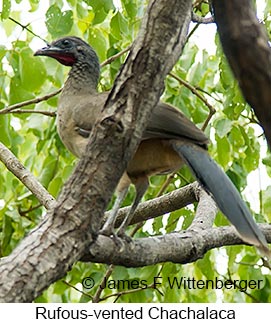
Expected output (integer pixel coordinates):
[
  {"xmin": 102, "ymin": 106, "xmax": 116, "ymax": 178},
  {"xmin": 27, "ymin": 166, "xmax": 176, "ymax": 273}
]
[
  {"xmin": 0, "ymin": 89, "xmax": 62, "ymax": 114},
  {"xmin": 83, "ymin": 224, "xmax": 271, "ymax": 267},
  {"xmin": 189, "ymin": 184, "xmax": 217, "ymax": 230},
  {"xmin": 9, "ymin": 109, "xmax": 56, "ymax": 117}
]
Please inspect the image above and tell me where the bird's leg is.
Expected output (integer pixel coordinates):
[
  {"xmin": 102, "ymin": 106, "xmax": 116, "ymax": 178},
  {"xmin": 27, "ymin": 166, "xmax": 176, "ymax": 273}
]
[
  {"xmin": 99, "ymin": 186, "xmax": 129, "ymax": 250},
  {"xmin": 117, "ymin": 177, "xmax": 149, "ymax": 241},
  {"xmin": 100, "ymin": 186, "xmax": 129, "ymax": 237}
]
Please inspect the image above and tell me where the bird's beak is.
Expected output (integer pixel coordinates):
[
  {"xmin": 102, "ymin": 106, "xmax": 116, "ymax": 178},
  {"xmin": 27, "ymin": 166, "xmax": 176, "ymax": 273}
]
[
  {"xmin": 34, "ymin": 44, "xmax": 62, "ymax": 57},
  {"xmin": 34, "ymin": 43, "xmax": 75, "ymax": 66}
]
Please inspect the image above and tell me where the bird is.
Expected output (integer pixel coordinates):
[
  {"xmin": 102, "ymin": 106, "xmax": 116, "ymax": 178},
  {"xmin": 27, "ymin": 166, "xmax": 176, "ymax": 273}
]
[{"xmin": 34, "ymin": 36, "xmax": 270, "ymax": 256}]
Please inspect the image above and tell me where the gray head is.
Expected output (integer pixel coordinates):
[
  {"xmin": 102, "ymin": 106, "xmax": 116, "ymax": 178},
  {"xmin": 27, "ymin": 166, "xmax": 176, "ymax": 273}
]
[{"xmin": 34, "ymin": 36, "xmax": 100, "ymax": 88}]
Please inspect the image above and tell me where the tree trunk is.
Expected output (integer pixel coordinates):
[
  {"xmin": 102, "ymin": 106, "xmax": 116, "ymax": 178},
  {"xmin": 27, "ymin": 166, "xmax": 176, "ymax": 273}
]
[
  {"xmin": 0, "ymin": 0, "xmax": 192, "ymax": 302},
  {"xmin": 213, "ymin": 0, "xmax": 271, "ymax": 148}
]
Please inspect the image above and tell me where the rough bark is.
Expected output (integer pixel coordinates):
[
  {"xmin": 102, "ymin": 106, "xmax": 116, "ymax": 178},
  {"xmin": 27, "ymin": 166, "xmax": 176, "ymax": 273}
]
[
  {"xmin": 83, "ymin": 224, "xmax": 271, "ymax": 267},
  {"xmin": 0, "ymin": 0, "xmax": 192, "ymax": 302},
  {"xmin": 213, "ymin": 0, "xmax": 271, "ymax": 148}
]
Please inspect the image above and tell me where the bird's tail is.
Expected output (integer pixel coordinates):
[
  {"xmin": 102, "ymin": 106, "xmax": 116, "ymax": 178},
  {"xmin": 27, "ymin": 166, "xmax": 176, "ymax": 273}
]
[{"xmin": 172, "ymin": 141, "xmax": 270, "ymax": 258}]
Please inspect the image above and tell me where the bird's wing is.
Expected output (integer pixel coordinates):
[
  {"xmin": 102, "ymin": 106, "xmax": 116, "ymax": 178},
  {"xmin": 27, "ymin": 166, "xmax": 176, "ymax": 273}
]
[
  {"xmin": 144, "ymin": 102, "xmax": 209, "ymax": 147},
  {"xmin": 72, "ymin": 94, "xmax": 208, "ymax": 147}
]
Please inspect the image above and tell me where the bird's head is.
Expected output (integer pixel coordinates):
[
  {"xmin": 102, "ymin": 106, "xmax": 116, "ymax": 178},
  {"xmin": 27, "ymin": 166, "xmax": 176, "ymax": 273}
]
[{"xmin": 34, "ymin": 36, "xmax": 99, "ymax": 67}]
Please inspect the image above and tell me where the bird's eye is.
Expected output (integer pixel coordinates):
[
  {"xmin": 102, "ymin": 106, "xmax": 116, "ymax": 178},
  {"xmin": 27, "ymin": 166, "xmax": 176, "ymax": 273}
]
[{"xmin": 62, "ymin": 39, "xmax": 71, "ymax": 47}]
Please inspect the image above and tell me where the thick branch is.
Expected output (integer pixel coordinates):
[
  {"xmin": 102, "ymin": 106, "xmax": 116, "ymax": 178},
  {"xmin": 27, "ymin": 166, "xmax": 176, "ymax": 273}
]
[
  {"xmin": 189, "ymin": 184, "xmax": 217, "ymax": 230},
  {"xmin": 213, "ymin": 0, "xmax": 271, "ymax": 148},
  {"xmin": 84, "ymin": 225, "xmax": 271, "ymax": 267}
]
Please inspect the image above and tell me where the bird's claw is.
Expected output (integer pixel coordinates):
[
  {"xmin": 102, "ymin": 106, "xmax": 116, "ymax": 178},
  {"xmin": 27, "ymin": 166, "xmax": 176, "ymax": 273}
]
[
  {"xmin": 117, "ymin": 229, "xmax": 133, "ymax": 244},
  {"xmin": 99, "ymin": 227, "xmax": 133, "ymax": 252}
]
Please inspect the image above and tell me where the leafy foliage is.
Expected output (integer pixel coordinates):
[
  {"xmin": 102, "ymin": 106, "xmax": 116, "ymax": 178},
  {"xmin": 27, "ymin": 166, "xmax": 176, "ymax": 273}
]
[{"xmin": 0, "ymin": 0, "xmax": 271, "ymax": 303}]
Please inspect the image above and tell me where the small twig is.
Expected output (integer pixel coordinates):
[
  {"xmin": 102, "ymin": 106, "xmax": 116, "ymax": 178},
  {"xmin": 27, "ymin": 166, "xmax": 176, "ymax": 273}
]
[
  {"xmin": 62, "ymin": 280, "xmax": 92, "ymax": 300},
  {"xmin": 201, "ymin": 109, "xmax": 215, "ymax": 131},
  {"xmin": 19, "ymin": 203, "xmax": 42, "ymax": 217},
  {"xmin": 99, "ymin": 282, "xmax": 159, "ymax": 302},
  {"xmin": 225, "ymin": 277, "xmax": 260, "ymax": 303},
  {"xmin": 8, "ymin": 16, "xmax": 47, "ymax": 43},
  {"xmin": 194, "ymin": 86, "xmax": 223, "ymax": 104},
  {"xmin": 0, "ymin": 88, "xmax": 62, "ymax": 115},
  {"xmin": 169, "ymin": 72, "xmax": 215, "ymax": 112},
  {"xmin": 100, "ymin": 45, "xmax": 132, "ymax": 67},
  {"xmin": 17, "ymin": 109, "xmax": 56, "ymax": 117},
  {"xmin": 10, "ymin": 109, "xmax": 56, "ymax": 117},
  {"xmin": 156, "ymin": 173, "xmax": 176, "ymax": 197},
  {"xmin": 169, "ymin": 72, "xmax": 216, "ymax": 130},
  {"xmin": 186, "ymin": 22, "xmax": 200, "ymax": 42},
  {"xmin": 92, "ymin": 265, "xmax": 115, "ymax": 303}
]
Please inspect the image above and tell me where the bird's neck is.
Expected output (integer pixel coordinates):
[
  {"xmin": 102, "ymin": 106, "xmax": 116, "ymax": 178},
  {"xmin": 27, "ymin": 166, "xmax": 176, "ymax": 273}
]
[{"xmin": 63, "ymin": 60, "xmax": 100, "ymax": 95}]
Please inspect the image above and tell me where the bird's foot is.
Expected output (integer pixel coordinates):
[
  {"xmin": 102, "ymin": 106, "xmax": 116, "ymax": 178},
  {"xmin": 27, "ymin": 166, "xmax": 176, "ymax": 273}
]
[
  {"xmin": 117, "ymin": 227, "xmax": 134, "ymax": 247},
  {"xmin": 117, "ymin": 231, "xmax": 133, "ymax": 244},
  {"xmin": 99, "ymin": 226, "xmax": 134, "ymax": 251},
  {"xmin": 111, "ymin": 232, "xmax": 126, "ymax": 252},
  {"xmin": 99, "ymin": 228, "xmax": 126, "ymax": 252},
  {"xmin": 99, "ymin": 226, "xmax": 112, "ymax": 237}
]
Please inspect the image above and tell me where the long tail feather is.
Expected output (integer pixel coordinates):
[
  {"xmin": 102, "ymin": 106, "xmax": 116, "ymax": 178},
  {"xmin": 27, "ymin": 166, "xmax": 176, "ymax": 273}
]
[{"xmin": 173, "ymin": 141, "xmax": 270, "ymax": 258}]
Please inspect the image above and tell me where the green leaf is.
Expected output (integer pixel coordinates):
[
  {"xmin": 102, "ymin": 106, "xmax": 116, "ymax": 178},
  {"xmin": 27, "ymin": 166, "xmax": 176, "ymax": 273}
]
[
  {"xmin": 195, "ymin": 254, "xmax": 214, "ymax": 280},
  {"xmin": 92, "ymin": 6, "xmax": 108, "ymax": 24},
  {"xmin": 82, "ymin": 0, "xmax": 115, "ymax": 25},
  {"xmin": 1, "ymin": 214, "xmax": 14, "ymax": 256},
  {"xmin": 0, "ymin": 114, "xmax": 11, "ymax": 146},
  {"xmin": 219, "ymin": 56, "xmax": 234, "ymax": 89},
  {"xmin": 226, "ymin": 163, "xmax": 247, "ymax": 190},
  {"xmin": 29, "ymin": 0, "xmax": 39, "ymax": 11},
  {"xmin": 215, "ymin": 118, "xmax": 232, "ymax": 138},
  {"xmin": 0, "ymin": 45, "xmax": 6, "ymax": 60},
  {"xmin": 152, "ymin": 216, "xmax": 163, "ymax": 234},
  {"xmin": 88, "ymin": 28, "xmax": 108, "ymax": 62},
  {"xmin": 1, "ymin": 0, "xmax": 11, "ymax": 20},
  {"xmin": 47, "ymin": 177, "xmax": 63, "ymax": 197},
  {"xmin": 39, "ymin": 156, "xmax": 58, "ymax": 188},
  {"xmin": 9, "ymin": 75, "xmax": 34, "ymax": 105},
  {"xmin": 46, "ymin": 4, "xmax": 73, "ymax": 38},
  {"xmin": 20, "ymin": 48, "xmax": 47, "ymax": 91},
  {"xmin": 215, "ymin": 134, "xmax": 231, "ymax": 168},
  {"xmin": 229, "ymin": 125, "xmax": 245, "ymax": 147},
  {"xmin": 86, "ymin": 0, "xmax": 115, "ymax": 12},
  {"xmin": 122, "ymin": 0, "xmax": 138, "ymax": 18},
  {"xmin": 262, "ymin": 186, "xmax": 271, "ymax": 220},
  {"xmin": 110, "ymin": 12, "xmax": 129, "ymax": 39},
  {"xmin": 200, "ymin": 2, "xmax": 210, "ymax": 16}
]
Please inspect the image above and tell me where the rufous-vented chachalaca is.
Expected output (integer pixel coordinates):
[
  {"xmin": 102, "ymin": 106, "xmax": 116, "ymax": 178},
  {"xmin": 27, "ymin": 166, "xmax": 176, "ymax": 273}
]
[{"xmin": 35, "ymin": 36, "xmax": 270, "ymax": 256}]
